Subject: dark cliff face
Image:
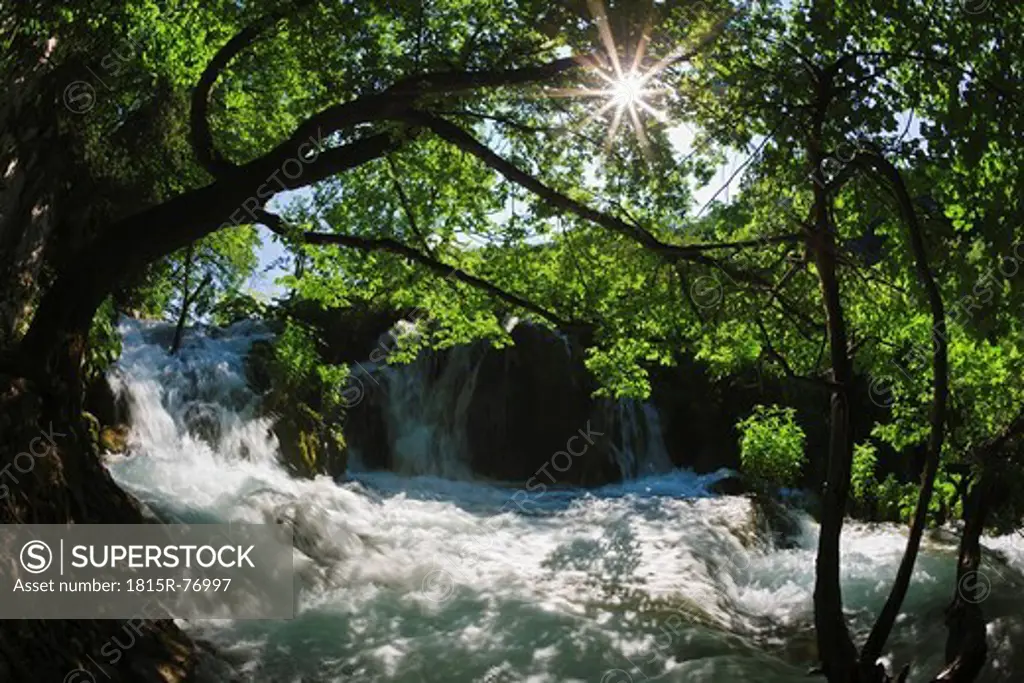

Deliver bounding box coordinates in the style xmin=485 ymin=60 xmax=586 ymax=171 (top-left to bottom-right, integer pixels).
xmin=342 ymin=322 xmax=616 ymax=485
xmin=333 ymin=316 xmax=678 ymax=486
xmin=465 ymin=324 xmax=591 ymax=481
xmin=281 ymin=304 xmax=896 ymax=490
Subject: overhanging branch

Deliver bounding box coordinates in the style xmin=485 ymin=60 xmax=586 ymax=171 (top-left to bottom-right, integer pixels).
xmin=190 ymin=1 xmax=315 ymax=177
xmin=402 ymin=110 xmax=801 ymax=261
xmin=254 ymin=209 xmax=579 ymax=330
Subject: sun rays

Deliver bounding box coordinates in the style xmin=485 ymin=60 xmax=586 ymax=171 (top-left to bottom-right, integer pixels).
xmin=545 ymin=0 xmax=687 ymax=156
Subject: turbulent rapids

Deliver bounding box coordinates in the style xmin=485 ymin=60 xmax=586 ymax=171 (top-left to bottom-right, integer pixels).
xmin=104 ymin=320 xmax=1024 ymax=683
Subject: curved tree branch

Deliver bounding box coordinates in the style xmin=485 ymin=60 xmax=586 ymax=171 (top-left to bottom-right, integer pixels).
xmin=254 ymin=209 xmax=580 ymax=330
xmin=280 ymin=56 xmax=585 ymax=162
xmin=23 ymin=49 xmax=594 ymax=378
xmin=402 ymin=110 xmax=801 ymax=260
xmin=191 ymin=1 xmax=315 ymax=177
xmin=192 ymin=3 xmax=580 ymax=180
xmin=401 ymin=111 xmax=823 ymax=335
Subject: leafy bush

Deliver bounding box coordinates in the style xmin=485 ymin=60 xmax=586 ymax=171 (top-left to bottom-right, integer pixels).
xmin=246 ymin=318 xmax=350 ymax=477
xmin=877 ymin=474 xmax=917 ymax=522
xmin=850 ymin=441 xmax=878 ymax=504
xmin=210 ymin=291 xmax=268 ymax=325
xmin=737 ymin=405 xmax=806 ymax=489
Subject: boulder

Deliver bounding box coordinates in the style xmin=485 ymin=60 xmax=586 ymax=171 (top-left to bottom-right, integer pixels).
xmin=708 ymin=473 xmax=748 ymax=496
xmin=84 ymin=372 xmax=129 ymax=427
xmin=750 ymin=494 xmax=803 ymax=548
xmin=99 ymin=425 xmax=131 ymax=453
xmin=244 ymin=338 xmax=348 ymax=479
xmin=272 ymin=403 xmax=347 ymax=479
xmin=465 ymin=323 xmax=603 ymax=484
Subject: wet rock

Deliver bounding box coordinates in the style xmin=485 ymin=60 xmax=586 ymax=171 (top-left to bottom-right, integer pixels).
xmin=183 ymin=402 xmax=221 ymax=445
xmin=751 ymin=494 xmax=803 ymax=548
xmin=244 ymin=340 xmax=274 ymax=394
xmin=244 ymin=337 xmax=348 ymax=479
xmin=709 ymin=474 xmax=748 ymax=496
xmin=99 ymin=424 xmax=131 ymax=453
xmin=82 ymin=411 xmax=101 ymax=448
xmin=465 ymin=323 xmax=603 ymax=484
xmin=84 ymin=372 xmax=129 ymax=427
xmin=274 ymin=410 xmax=347 ymax=479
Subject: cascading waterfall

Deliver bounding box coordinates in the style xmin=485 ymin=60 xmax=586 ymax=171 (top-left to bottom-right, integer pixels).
xmin=602 ymin=399 xmax=674 ymax=479
xmin=378 ymin=345 xmax=485 ymax=479
xmin=104 ymin=319 xmax=1024 ymax=683
xmin=353 ymin=321 xmax=675 ymax=482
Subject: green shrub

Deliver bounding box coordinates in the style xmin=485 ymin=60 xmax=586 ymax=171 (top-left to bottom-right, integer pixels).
xmin=850 ymin=441 xmax=878 ymax=504
xmin=737 ymin=405 xmax=806 ymax=489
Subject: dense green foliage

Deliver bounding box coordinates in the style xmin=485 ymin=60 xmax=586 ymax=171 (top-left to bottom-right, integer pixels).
xmin=83 ymin=297 xmax=122 ymax=383
xmin=245 ymin=318 xmax=350 ymax=477
xmin=737 ymin=404 xmax=806 ymax=489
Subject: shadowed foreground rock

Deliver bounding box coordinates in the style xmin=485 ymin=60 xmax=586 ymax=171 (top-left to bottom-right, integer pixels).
xmin=0 ymin=373 xmax=217 ymax=681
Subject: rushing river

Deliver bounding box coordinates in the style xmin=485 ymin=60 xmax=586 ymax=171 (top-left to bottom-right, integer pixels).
xmin=104 ymin=320 xmax=1024 ymax=683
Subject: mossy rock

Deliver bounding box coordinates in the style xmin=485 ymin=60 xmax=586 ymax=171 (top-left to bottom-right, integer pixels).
xmin=81 ymin=411 xmax=101 ymax=449
xmin=244 ymin=331 xmax=349 ymax=479
xmin=273 ymin=402 xmax=347 ymax=479
xmin=99 ymin=425 xmax=131 ymax=453
xmin=244 ymin=339 xmax=275 ymax=395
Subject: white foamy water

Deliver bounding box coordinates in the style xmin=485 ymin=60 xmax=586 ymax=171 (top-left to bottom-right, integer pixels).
xmin=105 ymin=320 xmax=1024 ymax=683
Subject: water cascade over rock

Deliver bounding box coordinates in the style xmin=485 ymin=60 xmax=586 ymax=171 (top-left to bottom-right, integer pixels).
xmin=101 ymin=319 xmax=1024 ymax=682
xmin=345 ymin=322 xmax=673 ymax=485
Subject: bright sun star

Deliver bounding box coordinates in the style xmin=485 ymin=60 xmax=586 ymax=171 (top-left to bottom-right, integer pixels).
xmin=546 ymin=0 xmax=686 ymax=156
xmin=611 ymin=73 xmax=645 ymax=106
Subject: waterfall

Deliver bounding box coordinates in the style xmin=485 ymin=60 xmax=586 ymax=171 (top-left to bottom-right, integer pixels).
xmin=107 ymin=319 xmax=280 ymax=469
xmin=379 ymin=345 xmax=485 ymax=479
xmin=602 ymin=399 xmax=674 ymax=479
xmin=101 ymin=319 xmax=1024 ymax=683
xmin=348 ymin=322 xmax=676 ymax=483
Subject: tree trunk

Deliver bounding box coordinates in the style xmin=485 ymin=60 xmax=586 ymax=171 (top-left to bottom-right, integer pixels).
xmin=0 ymin=371 xmax=202 ymax=680
xmin=171 ymin=246 xmax=194 ymax=354
xmin=859 ymin=153 xmax=949 ymax=674
xmin=931 ymin=471 xmax=990 ymax=682
xmin=0 ymin=46 xmax=64 ymax=347
xmin=801 ymin=57 xmax=860 ymax=678
xmin=808 ymin=208 xmax=860 ymax=683
xmin=0 ymin=63 xmax=235 ymax=682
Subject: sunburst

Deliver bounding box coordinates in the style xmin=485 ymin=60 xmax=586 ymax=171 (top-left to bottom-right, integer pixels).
xmin=546 ymin=0 xmax=686 ymax=156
